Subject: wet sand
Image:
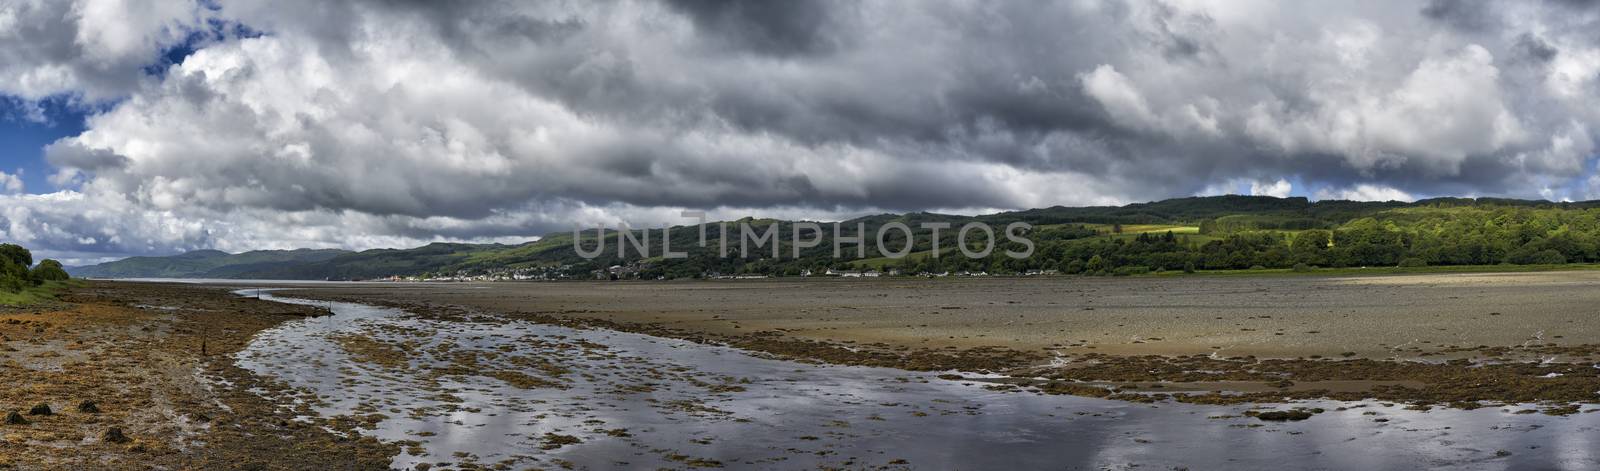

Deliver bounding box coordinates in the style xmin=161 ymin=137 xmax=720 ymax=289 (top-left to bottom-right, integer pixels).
xmin=289 ymin=271 xmax=1600 ymax=360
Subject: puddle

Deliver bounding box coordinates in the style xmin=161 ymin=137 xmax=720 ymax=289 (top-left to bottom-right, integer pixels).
xmin=234 ymin=290 xmax=1600 ymax=470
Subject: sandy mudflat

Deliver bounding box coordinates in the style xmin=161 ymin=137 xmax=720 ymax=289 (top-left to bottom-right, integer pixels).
xmin=288 ymin=271 xmax=1600 ymax=360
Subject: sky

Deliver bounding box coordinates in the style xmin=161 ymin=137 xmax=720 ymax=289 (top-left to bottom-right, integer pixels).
xmin=3 ymin=0 xmax=1600 ymax=264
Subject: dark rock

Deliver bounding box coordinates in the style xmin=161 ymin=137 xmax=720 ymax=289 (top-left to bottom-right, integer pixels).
xmin=4 ymin=411 xmax=28 ymax=425
xmin=1253 ymin=409 xmax=1314 ymax=421
xmin=28 ymin=403 xmax=51 ymax=416
xmin=103 ymin=427 xmax=130 ymax=444
xmin=77 ymin=400 xmax=100 ymax=413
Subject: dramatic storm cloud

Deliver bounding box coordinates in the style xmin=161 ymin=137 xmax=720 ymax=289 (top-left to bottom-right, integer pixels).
xmin=4 ymin=0 xmax=1600 ymax=262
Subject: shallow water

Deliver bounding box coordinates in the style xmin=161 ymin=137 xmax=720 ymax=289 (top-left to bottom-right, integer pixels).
xmin=233 ymin=290 xmax=1600 ymax=470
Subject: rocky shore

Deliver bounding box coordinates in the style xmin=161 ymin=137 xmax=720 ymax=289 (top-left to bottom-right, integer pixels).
xmin=0 ymin=282 xmax=395 ymax=470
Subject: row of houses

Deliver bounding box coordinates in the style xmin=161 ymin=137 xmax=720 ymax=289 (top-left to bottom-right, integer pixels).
xmin=376 ymin=264 xmax=1063 ymax=283
xmin=812 ymin=268 xmax=1058 ymax=278
xmin=378 ymin=265 xmax=588 ymax=282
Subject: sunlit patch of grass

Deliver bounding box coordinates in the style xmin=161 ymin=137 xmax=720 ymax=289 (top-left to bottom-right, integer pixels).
xmin=1149 ymin=263 xmax=1600 ymax=278
xmin=0 ymin=280 xmax=82 ymax=306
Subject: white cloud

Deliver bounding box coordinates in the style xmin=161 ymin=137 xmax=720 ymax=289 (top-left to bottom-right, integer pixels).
xmin=0 ymin=170 xmax=21 ymax=194
xmin=1195 ymin=177 xmax=1293 ymax=198
xmin=1081 ymin=65 xmax=1158 ymax=131
xmin=1314 ymin=184 xmax=1415 ymax=202
xmin=1582 ymin=174 xmax=1600 ymax=201
xmin=1250 ymin=178 xmax=1293 ymax=198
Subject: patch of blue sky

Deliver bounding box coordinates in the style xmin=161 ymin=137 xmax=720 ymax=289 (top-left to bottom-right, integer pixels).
xmin=0 ymin=10 xmax=263 ymax=194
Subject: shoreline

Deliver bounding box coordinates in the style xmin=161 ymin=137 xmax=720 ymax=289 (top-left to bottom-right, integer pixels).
xmin=86 ymin=259 xmax=1600 ymax=285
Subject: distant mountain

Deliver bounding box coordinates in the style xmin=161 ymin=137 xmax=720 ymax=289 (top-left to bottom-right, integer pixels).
xmin=65 ymin=195 xmax=1600 ymax=280
xmin=69 ymin=248 xmax=350 ymax=279
xmin=229 ymin=242 xmax=540 ymax=280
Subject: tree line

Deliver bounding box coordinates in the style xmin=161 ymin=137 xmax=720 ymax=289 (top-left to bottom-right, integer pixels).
xmin=567 ymin=205 xmax=1600 ymax=278
xmin=1 ymin=243 xmax=70 ymax=293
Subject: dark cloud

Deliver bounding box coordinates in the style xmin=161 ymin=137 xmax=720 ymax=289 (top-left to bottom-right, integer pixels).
xmin=1420 ymin=0 xmax=1501 ymax=32
xmin=1550 ymin=0 xmax=1600 ymax=9
xmin=1514 ymin=33 xmax=1559 ymax=62
xmin=663 ymin=0 xmax=842 ymax=56
xmin=43 ymin=141 xmax=129 ymax=171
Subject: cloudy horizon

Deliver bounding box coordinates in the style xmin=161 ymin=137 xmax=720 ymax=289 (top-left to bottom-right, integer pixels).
xmin=4 ymin=0 xmax=1600 ymax=264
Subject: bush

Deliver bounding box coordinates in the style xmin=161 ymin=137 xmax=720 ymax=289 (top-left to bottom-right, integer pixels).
xmin=1249 ymin=265 xmax=1267 ymax=270
xmin=1397 ymin=257 xmax=1427 ymax=268
xmin=1112 ymin=266 xmax=1150 ymax=276
xmin=1530 ymin=249 xmax=1567 ymax=265
xmin=0 ymin=259 xmax=28 ymax=293
xmin=1291 ymin=262 xmax=1312 ymax=272
xmin=1506 ymin=246 xmax=1568 ymax=265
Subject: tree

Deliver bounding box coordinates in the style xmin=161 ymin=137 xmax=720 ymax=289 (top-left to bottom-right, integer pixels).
xmin=1084 ymin=255 xmax=1107 ymax=274
xmin=31 ymin=259 xmax=69 ymax=282
xmin=1290 ymin=229 xmax=1332 ymax=266
xmin=0 ymin=244 xmax=30 ymax=268
xmin=1332 ymin=219 xmax=1404 ymax=266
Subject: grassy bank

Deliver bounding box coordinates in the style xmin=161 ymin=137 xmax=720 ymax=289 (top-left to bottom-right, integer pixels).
xmin=0 ymin=279 xmax=84 ymax=306
xmin=847 ymin=260 xmax=1600 ymax=279
xmin=1160 ymin=262 xmax=1600 ymax=278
